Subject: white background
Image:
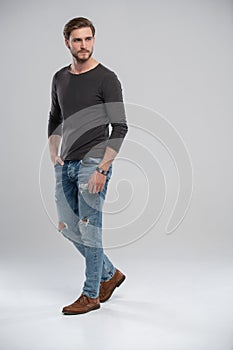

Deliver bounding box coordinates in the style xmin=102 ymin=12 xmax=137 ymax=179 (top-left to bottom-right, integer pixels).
xmin=1 ymin=0 xmax=233 ymax=349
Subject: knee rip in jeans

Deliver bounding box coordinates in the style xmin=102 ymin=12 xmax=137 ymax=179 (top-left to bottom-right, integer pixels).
xmin=79 ymin=217 xmax=89 ymax=226
xmin=58 ymin=222 xmax=68 ymax=232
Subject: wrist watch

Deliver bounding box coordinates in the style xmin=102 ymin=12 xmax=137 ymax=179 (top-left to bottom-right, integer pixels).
xmin=96 ymin=167 xmax=109 ymax=176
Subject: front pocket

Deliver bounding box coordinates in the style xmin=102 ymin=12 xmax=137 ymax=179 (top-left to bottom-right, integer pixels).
xmin=81 ymin=157 xmax=102 ymax=167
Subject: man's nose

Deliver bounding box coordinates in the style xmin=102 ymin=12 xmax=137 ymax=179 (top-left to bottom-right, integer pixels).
xmin=81 ymin=40 xmax=87 ymax=48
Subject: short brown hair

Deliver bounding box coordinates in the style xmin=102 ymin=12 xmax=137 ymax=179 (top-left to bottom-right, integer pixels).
xmin=63 ymin=17 xmax=95 ymax=40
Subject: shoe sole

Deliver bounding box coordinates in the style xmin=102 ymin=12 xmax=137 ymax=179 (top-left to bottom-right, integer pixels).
xmin=100 ymin=275 xmax=126 ymax=303
xmin=62 ymin=304 xmax=100 ymax=315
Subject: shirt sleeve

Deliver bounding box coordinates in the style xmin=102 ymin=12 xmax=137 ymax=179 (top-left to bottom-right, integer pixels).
xmin=101 ymin=73 xmax=128 ymax=152
xmin=48 ymin=74 xmax=63 ymax=137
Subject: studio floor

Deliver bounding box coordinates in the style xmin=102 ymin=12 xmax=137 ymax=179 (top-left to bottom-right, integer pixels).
xmin=1 ymin=255 xmax=233 ymax=350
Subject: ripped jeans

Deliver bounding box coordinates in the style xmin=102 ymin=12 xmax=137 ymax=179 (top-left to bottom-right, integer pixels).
xmin=54 ymin=157 xmax=116 ymax=298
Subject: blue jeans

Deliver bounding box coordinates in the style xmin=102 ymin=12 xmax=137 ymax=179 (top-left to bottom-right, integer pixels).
xmin=54 ymin=157 xmax=116 ymax=298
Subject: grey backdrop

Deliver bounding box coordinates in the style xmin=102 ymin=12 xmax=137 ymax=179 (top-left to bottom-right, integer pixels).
xmin=1 ymin=0 xmax=233 ymax=349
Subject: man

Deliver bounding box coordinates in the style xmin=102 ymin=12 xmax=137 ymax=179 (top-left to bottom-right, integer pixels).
xmin=48 ymin=17 xmax=128 ymax=315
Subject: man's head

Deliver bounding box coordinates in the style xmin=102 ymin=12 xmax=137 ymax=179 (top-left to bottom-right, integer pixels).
xmin=63 ymin=17 xmax=95 ymax=63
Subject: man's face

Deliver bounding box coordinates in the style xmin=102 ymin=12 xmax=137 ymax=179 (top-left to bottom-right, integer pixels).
xmin=65 ymin=27 xmax=95 ymax=63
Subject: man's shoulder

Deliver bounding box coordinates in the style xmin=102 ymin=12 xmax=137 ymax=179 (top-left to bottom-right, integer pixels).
xmin=97 ymin=64 xmax=122 ymax=88
xmin=53 ymin=65 xmax=69 ymax=80
xmin=98 ymin=63 xmax=118 ymax=78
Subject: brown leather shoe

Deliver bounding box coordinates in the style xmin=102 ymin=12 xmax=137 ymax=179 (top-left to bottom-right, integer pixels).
xmin=99 ymin=269 xmax=126 ymax=303
xmin=62 ymin=294 xmax=100 ymax=315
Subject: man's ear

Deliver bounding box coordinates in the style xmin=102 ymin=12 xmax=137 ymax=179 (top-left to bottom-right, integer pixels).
xmin=65 ymin=39 xmax=70 ymax=49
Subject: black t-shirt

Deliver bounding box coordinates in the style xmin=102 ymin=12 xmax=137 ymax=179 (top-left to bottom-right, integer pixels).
xmin=48 ymin=63 xmax=128 ymax=160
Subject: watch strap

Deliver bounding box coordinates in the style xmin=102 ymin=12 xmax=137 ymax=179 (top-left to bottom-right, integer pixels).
xmin=96 ymin=167 xmax=109 ymax=176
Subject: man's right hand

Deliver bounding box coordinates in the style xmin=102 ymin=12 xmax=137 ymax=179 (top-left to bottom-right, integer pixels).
xmin=52 ymin=155 xmax=64 ymax=166
xmin=49 ymin=135 xmax=63 ymax=165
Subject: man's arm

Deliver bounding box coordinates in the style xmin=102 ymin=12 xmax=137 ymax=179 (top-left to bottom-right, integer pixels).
xmin=48 ymin=73 xmax=64 ymax=165
xmin=100 ymin=72 xmax=128 ymax=168
xmin=87 ymin=146 xmax=117 ymax=194
xmin=97 ymin=146 xmax=117 ymax=171
xmin=49 ymin=135 xmax=64 ymax=165
xmin=87 ymin=72 xmax=128 ymax=193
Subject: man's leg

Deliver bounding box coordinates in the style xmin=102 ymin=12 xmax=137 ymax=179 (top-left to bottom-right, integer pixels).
xmin=76 ymin=157 xmax=126 ymax=305
xmin=54 ymin=160 xmax=115 ymax=280
xmin=77 ymin=157 xmax=115 ymax=299
xmin=54 ymin=158 xmax=124 ymax=314
xmin=72 ymin=241 xmax=115 ymax=282
xmin=54 ymin=160 xmax=101 ymax=315
xmin=54 ymin=161 xmax=82 ymax=245
xmin=62 ymin=157 xmax=111 ymax=315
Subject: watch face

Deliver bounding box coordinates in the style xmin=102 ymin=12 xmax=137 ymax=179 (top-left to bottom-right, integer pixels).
xmin=96 ymin=167 xmax=108 ymax=175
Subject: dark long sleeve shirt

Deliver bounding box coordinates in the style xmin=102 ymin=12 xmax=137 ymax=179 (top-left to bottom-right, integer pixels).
xmin=48 ymin=63 xmax=128 ymax=160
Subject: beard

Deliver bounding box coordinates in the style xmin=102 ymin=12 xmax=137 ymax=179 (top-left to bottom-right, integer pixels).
xmin=71 ymin=48 xmax=93 ymax=63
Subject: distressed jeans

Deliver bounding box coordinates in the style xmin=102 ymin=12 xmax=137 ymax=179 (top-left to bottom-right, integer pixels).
xmin=54 ymin=157 xmax=116 ymax=298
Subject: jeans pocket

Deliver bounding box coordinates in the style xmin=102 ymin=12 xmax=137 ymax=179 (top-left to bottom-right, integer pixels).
xmin=81 ymin=157 xmax=102 ymax=167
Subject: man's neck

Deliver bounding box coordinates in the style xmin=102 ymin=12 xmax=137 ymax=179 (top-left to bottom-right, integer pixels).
xmin=70 ymin=58 xmax=99 ymax=74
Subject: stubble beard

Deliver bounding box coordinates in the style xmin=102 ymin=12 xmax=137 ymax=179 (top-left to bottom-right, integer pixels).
xmin=72 ymin=49 xmax=93 ymax=63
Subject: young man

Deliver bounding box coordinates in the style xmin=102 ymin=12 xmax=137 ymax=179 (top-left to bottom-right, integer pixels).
xmin=48 ymin=17 xmax=128 ymax=315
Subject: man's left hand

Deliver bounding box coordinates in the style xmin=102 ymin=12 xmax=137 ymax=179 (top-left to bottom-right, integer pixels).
xmin=88 ymin=171 xmax=107 ymax=193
